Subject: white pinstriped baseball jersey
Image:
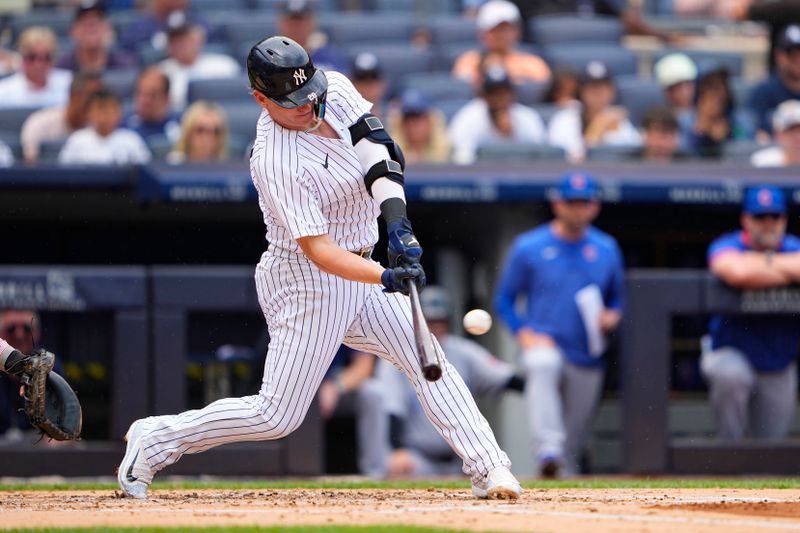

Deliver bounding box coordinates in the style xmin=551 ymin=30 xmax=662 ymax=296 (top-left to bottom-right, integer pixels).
xmin=130 ymin=71 xmax=512 ymax=483
xmin=250 ymin=71 xmax=380 ymax=257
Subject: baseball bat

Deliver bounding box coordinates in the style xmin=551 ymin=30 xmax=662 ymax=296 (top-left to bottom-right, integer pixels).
xmin=406 ymin=281 xmax=442 ymax=382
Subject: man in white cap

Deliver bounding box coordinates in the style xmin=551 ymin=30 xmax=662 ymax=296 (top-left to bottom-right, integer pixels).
xmin=653 ymin=53 xmax=698 ymax=121
xmin=751 ymin=100 xmax=800 ymax=167
xmin=453 ymin=0 xmax=551 ymax=87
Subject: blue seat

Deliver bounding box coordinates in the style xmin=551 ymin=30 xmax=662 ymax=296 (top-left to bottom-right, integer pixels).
xmin=38 ymin=139 xmax=67 ymax=164
xmin=0 ymin=107 xmax=41 ymax=135
xmin=218 ymin=100 xmax=262 ymax=144
xmin=10 ymin=9 xmax=73 ymax=41
xmin=102 ymin=70 xmax=139 ymax=100
xmin=327 ymin=14 xmax=416 ymax=46
xmin=344 ymin=44 xmax=436 ymax=88
xmin=721 ymin=139 xmax=766 ymax=162
xmin=190 ymin=0 xmax=248 ymax=11
xmin=516 ymin=81 xmax=549 ymax=106
xmin=529 ymin=15 xmax=623 ymax=46
xmin=187 ymin=76 xmax=252 ymax=103
xmin=434 ymin=97 xmax=471 ymax=122
xmin=435 ymin=42 xmax=476 ymax=71
xmin=476 ymin=141 xmax=566 ymax=162
xmin=374 ymin=0 xmax=460 ymax=14
xmin=402 ymin=72 xmax=473 ymax=101
xmin=586 ymin=145 xmax=640 ymax=161
xmin=542 ymin=44 xmax=639 ymax=77
xmin=221 ymin=15 xmax=278 ymax=53
xmin=428 ymin=16 xmax=478 ymax=45
xmin=653 ymin=49 xmax=744 ymax=78
xmin=615 ymin=75 xmax=666 ymax=126
xmin=0 ymin=130 xmax=21 ymax=161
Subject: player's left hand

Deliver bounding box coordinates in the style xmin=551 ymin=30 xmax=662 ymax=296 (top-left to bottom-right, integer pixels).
xmin=387 ymin=218 xmax=422 ymax=268
xmin=381 ymin=264 xmax=426 ymax=295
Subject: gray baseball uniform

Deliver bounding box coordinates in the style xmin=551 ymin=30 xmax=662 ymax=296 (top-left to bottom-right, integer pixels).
xmin=359 ymin=333 xmax=515 ymax=477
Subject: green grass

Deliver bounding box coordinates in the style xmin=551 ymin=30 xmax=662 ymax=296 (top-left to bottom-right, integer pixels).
xmin=7 ymin=528 xmax=489 ymax=533
xmin=2 ymin=477 xmax=800 ymax=491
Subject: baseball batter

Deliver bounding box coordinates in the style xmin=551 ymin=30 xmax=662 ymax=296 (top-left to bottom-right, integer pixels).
xmin=494 ymin=173 xmax=625 ymax=478
xmin=117 ymin=36 xmax=521 ymax=500
xmin=358 ymin=286 xmax=525 ymax=478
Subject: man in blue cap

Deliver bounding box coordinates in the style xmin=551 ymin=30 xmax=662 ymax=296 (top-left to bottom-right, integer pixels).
xmin=494 ymin=172 xmax=625 ymax=477
xmin=703 ymin=185 xmax=800 ymax=440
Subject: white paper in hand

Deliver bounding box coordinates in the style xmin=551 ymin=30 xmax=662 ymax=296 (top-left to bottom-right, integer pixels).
xmin=574 ymin=284 xmax=606 ymax=358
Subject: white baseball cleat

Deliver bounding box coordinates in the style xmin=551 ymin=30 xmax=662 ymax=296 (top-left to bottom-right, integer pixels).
xmin=117 ymin=419 xmax=154 ymax=499
xmin=472 ymin=466 xmax=523 ymax=500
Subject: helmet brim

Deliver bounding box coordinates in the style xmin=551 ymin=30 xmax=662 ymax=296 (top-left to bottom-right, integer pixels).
xmin=268 ymin=69 xmax=328 ymax=109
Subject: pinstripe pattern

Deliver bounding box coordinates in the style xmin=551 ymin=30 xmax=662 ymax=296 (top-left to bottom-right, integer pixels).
xmin=136 ymin=71 xmax=511 ymax=483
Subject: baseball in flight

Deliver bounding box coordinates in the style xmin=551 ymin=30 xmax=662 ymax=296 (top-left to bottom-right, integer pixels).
xmin=463 ymin=309 xmax=492 ymax=335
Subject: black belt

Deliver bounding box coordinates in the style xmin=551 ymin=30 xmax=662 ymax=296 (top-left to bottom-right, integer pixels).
xmin=351 ymin=246 xmax=373 ymax=258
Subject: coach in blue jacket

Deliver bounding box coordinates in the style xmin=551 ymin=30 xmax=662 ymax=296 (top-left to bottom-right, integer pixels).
xmin=494 ymin=172 xmax=625 ymax=478
xmin=703 ymin=185 xmax=800 ymax=440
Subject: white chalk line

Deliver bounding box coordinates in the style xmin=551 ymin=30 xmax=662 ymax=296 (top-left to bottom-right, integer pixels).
xmin=4 ymin=502 xmax=800 ymax=530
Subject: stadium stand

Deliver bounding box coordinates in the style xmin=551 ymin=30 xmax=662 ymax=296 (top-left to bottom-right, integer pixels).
xmin=529 ymin=15 xmax=624 ymax=46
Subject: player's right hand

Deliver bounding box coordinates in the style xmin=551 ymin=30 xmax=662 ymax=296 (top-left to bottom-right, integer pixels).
xmin=381 ymin=264 xmax=426 ymax=295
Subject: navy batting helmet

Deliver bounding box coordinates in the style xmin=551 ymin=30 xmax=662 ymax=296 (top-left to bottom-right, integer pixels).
xmin=247 ymin=36 xmax=328 ymax=112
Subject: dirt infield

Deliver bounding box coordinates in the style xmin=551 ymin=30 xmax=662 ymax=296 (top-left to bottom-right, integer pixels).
xmin=2 ymin=488 xmax=800 ymax=532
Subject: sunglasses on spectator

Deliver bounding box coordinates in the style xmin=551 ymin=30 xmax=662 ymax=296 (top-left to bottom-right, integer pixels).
xmin=23 ymin=53 xmax=53 ymax=63
xmin=2 ymin=323 xmax=32 ymax=335
xmin=193 ymin=125 xmax=221 ymax=136
xmin=752 ymin=213 xmax=784 ymax=221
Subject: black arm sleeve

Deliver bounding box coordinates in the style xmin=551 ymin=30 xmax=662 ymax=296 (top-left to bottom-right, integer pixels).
xmin=505 ymin=375 xmax=526 ymax=393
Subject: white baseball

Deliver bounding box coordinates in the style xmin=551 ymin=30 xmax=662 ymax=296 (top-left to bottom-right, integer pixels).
xmin=463 ymin=309 xmax=492 ymax=336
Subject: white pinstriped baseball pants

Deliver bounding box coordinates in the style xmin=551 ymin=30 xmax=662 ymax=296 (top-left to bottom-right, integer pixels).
xmin=136 ymin=252 xmax=510 ymax=482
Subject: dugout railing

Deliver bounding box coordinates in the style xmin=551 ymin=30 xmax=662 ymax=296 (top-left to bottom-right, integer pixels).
xmin=623 ymin=269 xmax=800 ymax=475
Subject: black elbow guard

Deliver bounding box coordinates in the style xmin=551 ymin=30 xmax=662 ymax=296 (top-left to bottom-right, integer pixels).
xmin=364 ymin=160 xmax=403 ymax=192
xmin=350 ymin=112 xmax=405 ymax=165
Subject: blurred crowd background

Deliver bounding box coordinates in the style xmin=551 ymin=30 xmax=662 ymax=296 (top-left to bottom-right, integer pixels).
xmin=0 ymin=0 xmax=797 ymax=168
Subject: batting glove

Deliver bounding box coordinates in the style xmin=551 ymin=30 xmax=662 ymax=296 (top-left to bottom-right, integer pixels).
xmin=387 ymin=218 xmax=423 ymax=268
xmin=381 ymin=264 xmax=426 ymax=295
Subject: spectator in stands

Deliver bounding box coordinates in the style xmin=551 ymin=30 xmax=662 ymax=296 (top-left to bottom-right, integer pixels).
xmin=681 ymin=66 xmax=751 ymax=157
xmin=453 ymin=0 xmax=551 ymax=87
xmin=654 ymin=53 xmax=697 ymax=122
xmin=357 ymin=286 xmax=523 ymax=479
xmin=277 ymin=0 xmax=349 ymax=73
xmin=751 ymin=100 xmax=800 ymax=167
xmin=56 ymin=0 xmax=138 ymax=74
xmin=0 ymin=46 xmax=16 ymax=77
xmin=674 ymin=0 xmax=744 ymax=19
xmin=737 ymin=0 xmax=800 ymax=72
xmin=449 ymin=65 xmax=546 ymax=165
xmin=158 ymin=12 xmax=240 ymax=111
xmin=387 ymin=89 xmax=451 ymax=164
xmin=166 ymin=101 xmax=229 ymax=164
xmin=0 ymin=27 xmax=72 ymax=109
xmin=548 ymin=61 xmax=641 ymax=163
xmin=122 ymin=66 xmax=181 ymax=146
xmin=748 ymin=24 xmax=800 ymax=136
xmin=59 ymin=89 xmax=151 ymax=165
xmin=636 ymin=106 xmax=685 ymax=162
xmin=21 ymin=72 xmax=105 ymax=164
xmin=120 ymin=0 xmax=215 ymax=54
xmin=350 ymin=53 xmax=388 ymax=121
xmin=703 ymin=185 xmax=800 ymax=441
xmin=543 ymin=68 xmax=580 ymax=109
xmin=0 ymin=310 xmax=40 ymax=439
xmin=495 ymin=172 xmax=625 ymax=478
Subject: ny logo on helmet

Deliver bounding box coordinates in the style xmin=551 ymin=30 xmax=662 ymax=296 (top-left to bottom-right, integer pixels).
xmin=293 ymin=69 xmax=307 ymax=86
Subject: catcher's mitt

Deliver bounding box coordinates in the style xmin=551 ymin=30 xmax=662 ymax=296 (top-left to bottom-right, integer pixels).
xmin=10 ymin=349 xmax=82 ymax=441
